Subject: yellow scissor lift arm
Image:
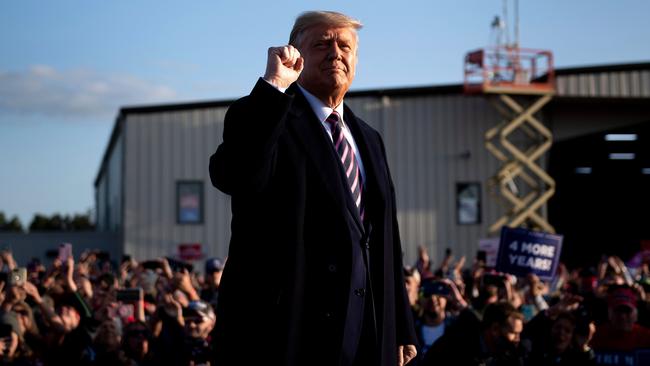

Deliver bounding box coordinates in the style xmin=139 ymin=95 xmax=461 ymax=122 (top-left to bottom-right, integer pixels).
xmin=464 ymin=47 xmax=556 ymax=234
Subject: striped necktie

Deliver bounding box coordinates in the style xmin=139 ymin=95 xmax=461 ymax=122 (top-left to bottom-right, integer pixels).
xmin=326 ymin=111 xmax=363 ymax=215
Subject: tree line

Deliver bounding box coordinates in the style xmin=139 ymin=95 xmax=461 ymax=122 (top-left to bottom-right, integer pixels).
xmin=0 ymin=212 xmax=95 ymax=232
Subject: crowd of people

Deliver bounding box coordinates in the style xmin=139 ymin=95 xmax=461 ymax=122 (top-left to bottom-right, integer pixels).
xmin=407 ymin=246 xmax=650 ymax=366
xmin=0 ymin=249 xmax=222 ymax=365
xmin=0 ymin=245 xmax=648 ymax=365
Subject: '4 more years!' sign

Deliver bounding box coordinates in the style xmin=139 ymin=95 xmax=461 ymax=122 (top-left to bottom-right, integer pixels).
xmin=496 ymin=227 xmax=563 ymax=280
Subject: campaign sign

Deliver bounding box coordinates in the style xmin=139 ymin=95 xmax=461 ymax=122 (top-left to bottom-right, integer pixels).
xmin=595 ymin=351 xmax=636 ymax=366
xmin=495 ymin=227 xmax=563 ymax=280
xmin=636 ymin=350 xmax=650 ymax=366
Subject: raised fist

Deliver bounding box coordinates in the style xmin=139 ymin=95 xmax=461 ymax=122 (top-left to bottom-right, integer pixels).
xmin=263 ymin=45 xmax=304 ymax=89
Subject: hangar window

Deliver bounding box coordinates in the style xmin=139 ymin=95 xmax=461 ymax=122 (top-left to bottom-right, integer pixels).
xmin=456 ymin=182 xmax=481 ymax=225
xmin=177 ymin=181 xmax=204 ymax=224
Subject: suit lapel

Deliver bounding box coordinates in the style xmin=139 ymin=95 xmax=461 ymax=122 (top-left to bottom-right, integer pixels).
xmin=343 ymin=105 xmax=388 ymax=212
xmin=285 ymin=85 xmax=365 ymax=234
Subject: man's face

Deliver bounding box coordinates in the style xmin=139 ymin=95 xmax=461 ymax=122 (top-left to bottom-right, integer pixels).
xmin=405 ymin=276 xmax=419 ymax=305
xmin=125 ymin=325 xmax=150 ymax=357
xmin=500 ymin=315 xmax=523 ymax=345
xmin=185 ymin=315 xmax=215 ymax=339
xmin=609 ymin=305 xmax=637 ymax=332
xmin=424 ymin=294 xmax=447 ymax=317
xmin=59 ymin=305 xmax=81 ymax=332
xmin=208 ymin=270 xmax=222 ymax=287
xmin=6 ymin=285 xmax=26 ymax=304
xmin=297 ymin=24 xmax=357 ymax=99
xmin=550 ymin=318 xmax=574 ymax=353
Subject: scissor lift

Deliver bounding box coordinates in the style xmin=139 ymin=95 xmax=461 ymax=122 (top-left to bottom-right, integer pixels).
xmin=464 ymin=46 xmax=557 ymax=234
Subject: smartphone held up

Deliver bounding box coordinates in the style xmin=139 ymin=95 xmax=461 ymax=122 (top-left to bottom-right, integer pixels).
xmin=58 ymin=243 xmax=73 ymax=262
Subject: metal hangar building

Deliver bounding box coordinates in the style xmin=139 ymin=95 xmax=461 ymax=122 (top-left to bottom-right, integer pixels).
xmin=94 ymin=61 xmax=650 ymax=267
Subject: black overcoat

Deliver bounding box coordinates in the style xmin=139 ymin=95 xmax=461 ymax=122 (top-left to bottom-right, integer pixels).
xmin=209 ymin=78 xmax=417 ymax=365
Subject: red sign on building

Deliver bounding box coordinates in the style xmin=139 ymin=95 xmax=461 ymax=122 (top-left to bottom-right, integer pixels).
xmin=178 ymin=243 xmax=203 ymax=261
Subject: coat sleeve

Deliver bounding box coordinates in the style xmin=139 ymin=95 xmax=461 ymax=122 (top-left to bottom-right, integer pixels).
xmin=391 ymin=184 xmax=419 ymax=347
xmin=378 ymin=131 xmax=419 ymax=347
xmin=209 ymin=78 xmax=294 ymax=195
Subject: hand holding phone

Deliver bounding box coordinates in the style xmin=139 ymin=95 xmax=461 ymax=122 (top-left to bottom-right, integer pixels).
xmin=420 ymin=280 xmax=451 ymax=297
xmin=165 ymin=257 xmax=194 ymax=273
xmin=116 ymin=287 xmax=145 ymax=322
xmin=58 ymin=243 xmax=73 ymax=262
xmin=116 ymin=288 xmax=143 ymax=302
xmin=8 ymin=268 xmax=26 ymax=287
xmin=141 ymin=260 xmax=163 ymax=270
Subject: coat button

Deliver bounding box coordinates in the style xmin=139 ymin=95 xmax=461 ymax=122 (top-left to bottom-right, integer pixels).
xmin=328 ymin=264 xmax=337 ymax=273
xmin=354 ymin=288 xmax=365 ymax=297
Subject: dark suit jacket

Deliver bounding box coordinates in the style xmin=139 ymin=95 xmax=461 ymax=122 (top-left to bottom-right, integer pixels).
xmin=209 ymin=78 xmax=417 ymax=366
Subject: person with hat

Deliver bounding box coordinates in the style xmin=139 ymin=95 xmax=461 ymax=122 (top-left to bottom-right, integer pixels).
xmin=122 ymin=321 xmax=155 ymax=366
xmin=590 ymin=285 xmax=650 ymax=352
xmin=414 ymin=278 xmax=469 ymax=359
xmin=181 ymin=300 xmax=216 ymax=365
xmin=200 ymin=258 xmax=224 ymax=310
xmin=421 ymin=302 xmax=527 ymax=366
xmin=0 ymin=311 xmax=20 ymax=362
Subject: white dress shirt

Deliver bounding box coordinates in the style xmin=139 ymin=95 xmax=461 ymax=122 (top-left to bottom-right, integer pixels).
xmin=262 ymin=78 xmax=366 ymax=186
xmin=297 ymin=85 xmax=366 ymax=186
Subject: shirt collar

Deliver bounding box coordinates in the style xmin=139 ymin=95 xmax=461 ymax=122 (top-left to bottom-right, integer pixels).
xmin=298 ymin=84 xmax=345 ymax=123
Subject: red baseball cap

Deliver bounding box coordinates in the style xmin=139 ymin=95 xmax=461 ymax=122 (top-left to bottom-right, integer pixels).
xmin=608 ymin=287 xmax=637 ymax=310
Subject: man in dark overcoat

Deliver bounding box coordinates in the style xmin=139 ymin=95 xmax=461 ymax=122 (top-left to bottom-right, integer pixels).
xmin=209 ymin=10 xmax=417 ymax=366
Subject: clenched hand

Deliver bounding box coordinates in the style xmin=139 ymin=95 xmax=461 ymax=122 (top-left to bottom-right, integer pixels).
xmin=398 ymin=344 xmax=417 ymax=366
xmin=263 ymin=45 xmax=304 ymax=89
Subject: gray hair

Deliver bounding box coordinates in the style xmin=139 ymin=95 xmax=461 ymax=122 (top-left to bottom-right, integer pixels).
xmin=289 ymin=11 xmax=363 ymax=48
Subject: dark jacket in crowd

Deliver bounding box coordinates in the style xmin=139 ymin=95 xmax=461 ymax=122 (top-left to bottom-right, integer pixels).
xmin=42 ymin=292 xmax=97 ymax=366
xmin=421 ymin=308 xmax=526 ymax=366
xmin=522 ymin=311 xmax=596 ymax=366
xmin=210 ymin=79 xmax=417 ymax=366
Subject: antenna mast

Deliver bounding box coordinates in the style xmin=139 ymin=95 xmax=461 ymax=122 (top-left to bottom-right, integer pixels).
xmin=514 ymin=0 xmax=519 ymax=48
xmin=463 ymin=0 xmax=557 ymax=234
xmin=495 ymin=0 xmax=520 ymax=48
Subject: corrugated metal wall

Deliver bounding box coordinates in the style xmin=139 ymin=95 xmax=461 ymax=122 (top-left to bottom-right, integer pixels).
xmin=346 ymin=94 xmax=505 ymax=264
xmin=123 ymin=108 xmax=232 ymax=262
xmin=557 ymin=70 xmax=650 ymax=98
xmin=121 ymin=93 xmax=509 ymax=266
xmin=116 ymin=65 xmax=650 ymax=266
xmin=96 ymin=134 xmax=123 ymax=232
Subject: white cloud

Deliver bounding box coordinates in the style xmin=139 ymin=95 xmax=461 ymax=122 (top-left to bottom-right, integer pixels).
xmin=0 ymin=65 xmax=177 ymax=118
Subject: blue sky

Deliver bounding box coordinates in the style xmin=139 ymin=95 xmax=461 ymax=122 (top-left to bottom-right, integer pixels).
xmin=1 ymin=0 xmax=649 ymax=227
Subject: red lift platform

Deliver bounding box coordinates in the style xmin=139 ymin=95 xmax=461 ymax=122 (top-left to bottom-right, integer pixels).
xmin=464 ymin=46 xmax=555 ymax=95
xmin=465 ymin=46 xmax=558 ymax=234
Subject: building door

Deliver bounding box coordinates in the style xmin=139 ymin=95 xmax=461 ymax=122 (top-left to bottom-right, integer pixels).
xmin=548 ymin=121 xmax=650 ymax=268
